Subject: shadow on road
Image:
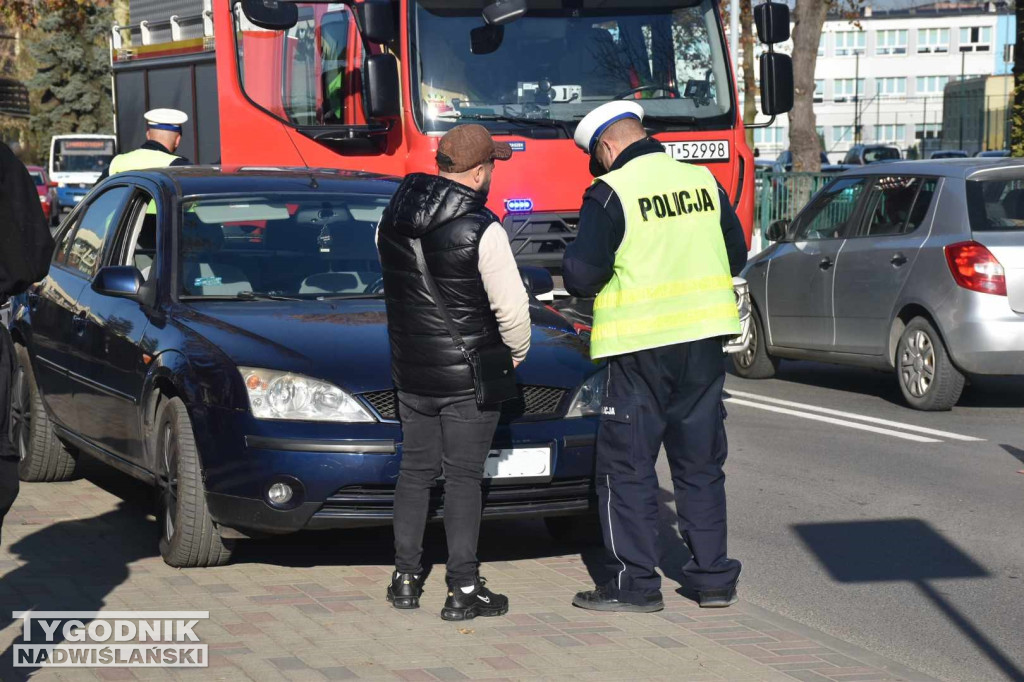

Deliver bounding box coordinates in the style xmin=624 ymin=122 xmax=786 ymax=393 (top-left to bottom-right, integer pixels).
xmin=0 ymin=458 xmax=156 ymax=681
xmin=730 ymin=361 xmax=1024 ymax=409
xmin=793 ymin=518 xmax=1024 ymax=682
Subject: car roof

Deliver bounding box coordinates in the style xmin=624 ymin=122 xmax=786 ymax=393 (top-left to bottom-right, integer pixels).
xmin=839 ymin=158 xmax=1024 ymax=180
xmin=103 ymin=165 xmax=402 ymax=198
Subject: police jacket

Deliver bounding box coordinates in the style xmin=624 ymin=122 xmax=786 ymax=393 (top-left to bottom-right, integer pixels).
xmin=378 ymin=173 xmax=529 ymax=398
xmin=563 ymin=138 xmax=748 ymax=298
xmin=99 ymin=140 xmax=190 ymax=181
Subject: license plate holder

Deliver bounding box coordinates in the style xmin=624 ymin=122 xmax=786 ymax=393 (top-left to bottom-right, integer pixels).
xmin=484 ymin=446 xmax=552 ymax=483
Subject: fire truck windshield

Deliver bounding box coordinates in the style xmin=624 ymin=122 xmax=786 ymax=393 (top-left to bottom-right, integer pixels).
xmin=412 ymin=0 xmax=733 ymax=135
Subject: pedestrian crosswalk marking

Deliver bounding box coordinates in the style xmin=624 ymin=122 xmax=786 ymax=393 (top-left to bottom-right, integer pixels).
xmin=726 ymin=390 xmax=984 ymax=443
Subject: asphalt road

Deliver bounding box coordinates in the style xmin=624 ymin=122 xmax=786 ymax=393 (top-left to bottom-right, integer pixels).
xmin=665 ymin=360 xmax=1024 ymax=682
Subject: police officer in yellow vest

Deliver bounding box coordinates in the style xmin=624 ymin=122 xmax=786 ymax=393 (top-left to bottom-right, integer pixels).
xmin=564 ymin=102 xmax=748 ymax=613
xmin=103 ymin=108 xmax=192 ymax=179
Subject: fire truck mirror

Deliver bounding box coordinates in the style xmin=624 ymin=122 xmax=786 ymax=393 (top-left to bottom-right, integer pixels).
xmin=758 ymin=52 xmax=793 ymax=116
xmin=471 ymin=24 xmax=504 ymax=55
xmin=366 ymin=54 xmax=401 ymax=120
xmin=239 ymin=0 xmax=297 ymax=31
xmin=754 ymin=1 xmax=790 ymax=45
xmin=483 ymin=0 xmax=527 ymax=27
xmin=356 ymin=0 xmax=397 ymax=44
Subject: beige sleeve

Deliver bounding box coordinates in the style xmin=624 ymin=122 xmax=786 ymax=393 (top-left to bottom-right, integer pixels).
xmin=478 ymin=223 xmax=531 ymax=363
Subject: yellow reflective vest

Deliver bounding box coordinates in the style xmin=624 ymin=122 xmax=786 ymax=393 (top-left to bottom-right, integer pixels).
xmin=590 ymin=152 xmax=741 ymax=359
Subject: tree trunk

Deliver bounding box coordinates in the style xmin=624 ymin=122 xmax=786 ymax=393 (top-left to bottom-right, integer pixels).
xmin=788 ymin=0 xmax=831 ymax=172
xmin=1013 ymin=0 xmax=1024 ymax=156
xmin=741 ymin=0 xmax=757 ymax=148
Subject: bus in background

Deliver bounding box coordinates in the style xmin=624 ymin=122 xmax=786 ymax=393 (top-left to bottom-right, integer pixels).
xmin=111 ymin=0 xmax=792 ymax=286
xmin=48 ymin=134 xmax=117 ymax=216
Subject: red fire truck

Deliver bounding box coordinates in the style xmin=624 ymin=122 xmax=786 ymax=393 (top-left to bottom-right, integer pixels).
xmin=111 ymin=0 xmax=791 ymax=278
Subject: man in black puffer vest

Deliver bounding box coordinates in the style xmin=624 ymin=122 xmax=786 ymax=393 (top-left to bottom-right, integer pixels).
xmin=377 ymin=125 xmax=531 ymax=621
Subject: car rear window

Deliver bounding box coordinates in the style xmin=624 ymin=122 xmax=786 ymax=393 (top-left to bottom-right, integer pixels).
xmin=966 ymin=178 xmax=1024 ymax=232
xmin=29 ymin=171 xmax=45 ymax=185
xmin=864 ymin=147 xmax=900 ymax=163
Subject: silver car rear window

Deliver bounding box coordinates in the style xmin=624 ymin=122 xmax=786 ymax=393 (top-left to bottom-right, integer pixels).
xmin=966 ymin=178 xmax=1024 ymax=232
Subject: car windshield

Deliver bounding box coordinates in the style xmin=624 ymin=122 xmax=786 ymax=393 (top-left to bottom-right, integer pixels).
xmin=179 ymin=193 xmax=390 ymax=299
xmin=966 ymin=176 xmax=1024 ymax=232
xmin=412 ymin=0 xmax=732 ymax=134
xmin=52 ymin=139 xmax=115 ymax=174
xmin=865 ymin=147 xmax=900 ymax=163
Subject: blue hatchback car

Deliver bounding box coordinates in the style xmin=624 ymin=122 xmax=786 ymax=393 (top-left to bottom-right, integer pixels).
xmin=9 ymin=167 xmax=603 ymax=567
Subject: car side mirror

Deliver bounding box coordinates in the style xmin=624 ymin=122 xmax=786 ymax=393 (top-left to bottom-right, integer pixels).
xmin=759 ymin=52 xmax=794 ymax=115
xmin=92 ymin=266 xmax=144 ymax=300
xmin=356 ymin=0 xmax=396 ymax=44
xmin=365 ymin=53 xmax=400 ymax=119
xmin=519 ymin=266 xmax=553 ymax=297
xmin=754 ymin=2 xmax=790 ymax=44
xmin=239 ymin=0 xmax=297 ymax=31
xmin=765 ymin=219 xmax=790 ymax=243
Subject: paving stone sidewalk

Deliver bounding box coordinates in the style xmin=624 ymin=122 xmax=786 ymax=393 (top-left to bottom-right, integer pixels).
xmin=0 ymin=463 xmax=937 ymax=682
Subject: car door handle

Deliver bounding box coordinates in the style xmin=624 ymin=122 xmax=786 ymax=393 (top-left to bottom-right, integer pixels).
xmin=72 ymin=310 xmax=87 ymax=333
xmin=890 ymin=252 xmax=908 ymax=267
xmin=818 ymin=257 xmax=834 ymax=271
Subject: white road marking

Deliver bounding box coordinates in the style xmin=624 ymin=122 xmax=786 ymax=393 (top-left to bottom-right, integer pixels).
xmin=727 ymin=390 xmax=984 ymax=442
xmin=724 ymin=398 xmax=941 ymax=443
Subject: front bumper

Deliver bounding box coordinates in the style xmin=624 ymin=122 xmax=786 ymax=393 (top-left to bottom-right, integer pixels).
xmin=197 ymin=406 xmax=598 ymax=535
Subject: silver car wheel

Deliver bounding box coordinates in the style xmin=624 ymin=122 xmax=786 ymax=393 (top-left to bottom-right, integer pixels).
xmin=900 ymin=330 xmax=935 ymax=398
xmin=736 ymin=312 xmax=758 ymax=369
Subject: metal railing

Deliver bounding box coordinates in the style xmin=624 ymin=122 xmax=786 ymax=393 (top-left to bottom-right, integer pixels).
xmin=754 ymin=170 xmax=840 ymax=236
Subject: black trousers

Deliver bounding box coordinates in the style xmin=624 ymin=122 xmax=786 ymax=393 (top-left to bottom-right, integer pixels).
xmin=596 ymin=338 xmax=741 ymax=602
xmin=0 ymin=326 xmax=17 ymax=545
xmin=392 ymin=391 xmax=501 ymax=586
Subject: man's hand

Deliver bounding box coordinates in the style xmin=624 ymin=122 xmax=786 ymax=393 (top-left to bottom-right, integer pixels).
xmin=513 ymin=359 xmax=522 ymax=369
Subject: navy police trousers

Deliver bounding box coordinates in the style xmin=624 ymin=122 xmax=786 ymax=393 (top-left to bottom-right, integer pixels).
xmin=595 ymin=338 xmax=741 ymax=602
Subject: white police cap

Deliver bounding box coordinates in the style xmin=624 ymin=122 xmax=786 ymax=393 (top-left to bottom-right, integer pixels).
xmin=144 ymin=108 xmax=188 ymax=133
xmin=573 ymin=101 xmax=645 ymax=155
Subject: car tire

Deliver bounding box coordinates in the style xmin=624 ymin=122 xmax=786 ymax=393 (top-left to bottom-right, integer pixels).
xmin=896 ymin=317 xmax=964 ymax=412
xmin=731 ymin=304 xmax=778 ymax=379
xmin=156 ymin=397 xmax=233 ymax=567
xmin=12 ymin=345 xmax=80 ymax=482
xmin=545 ymin=513 xmax=603 ymax=546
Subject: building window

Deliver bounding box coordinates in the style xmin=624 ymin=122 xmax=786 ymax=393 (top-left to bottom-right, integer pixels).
xmin=916 ymin=75 xmax=949 ymax=95
xmin=834 ymin=78 xmax=865 ymax=102
xmin=814 ymin=79 xmax=824 ymax=103
xmin=835 ymin=31 xmax=866 ymax=57
xmin=818 ymin=35 xmax=826 ymax=57
xmin=917 ymin=28 xmax=949 ymax=54
xmin=816 ymin=126 xmax=825 ymax=141
xmin=833 ymin=126 xmax=855 ymax=144
xmin=876 ymin=77 xmax=906 ymax=97
xmin=753 ymin=127 xmax=786 ymax=145
xmin=915 ymin=123 xmax=942 ymax=140
xmin=876 ymin=30 xmax=908 ymax=56
xmin=959 ymin=26 xmax=992 ymax=52
xmin=875 ymin=124 xmax=906 ymax=143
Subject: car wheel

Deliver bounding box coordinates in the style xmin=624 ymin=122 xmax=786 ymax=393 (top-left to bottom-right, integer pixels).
xmin=545 ymin=513 xmax=603 ymax=546
xmin=896 ymin=317 xmax=964 ymax=411
xmin=12 ymin=345 xmax=80 ymax=482
xmin=156 ymin=397 xmax=233 ymax=567
xmin=731 ymin=304 xmax=778 ymax=379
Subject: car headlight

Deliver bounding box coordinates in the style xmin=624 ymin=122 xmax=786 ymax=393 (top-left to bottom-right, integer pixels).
xmin=239 ymin=367 xmax=376 ymax=422
xmin=565 ymin=367 xmax=608 ymax=418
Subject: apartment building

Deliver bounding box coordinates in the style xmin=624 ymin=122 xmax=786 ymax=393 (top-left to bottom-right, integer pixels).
xmin=744 ymin=2 xmax=1015 ymax=162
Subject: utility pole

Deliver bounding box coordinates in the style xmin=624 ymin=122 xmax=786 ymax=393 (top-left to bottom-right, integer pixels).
xmin=854 ymin=53 xmax=861 ymax=144
xmin=959 ymin=52 xmax=966 ymax=151
xmin=730 ymin=0 xmax=739 ymax=88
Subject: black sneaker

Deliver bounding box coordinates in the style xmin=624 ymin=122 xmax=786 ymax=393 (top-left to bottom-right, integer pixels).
xmin=697 ymin=586 xmax=738 ymax=609
xmin=441 ymin=577 xmax=508 ymax=621
xmin=572 ymin=585 xmax=664 ymax=613
xmin=386 ymin=571 xmax=425 ymax=609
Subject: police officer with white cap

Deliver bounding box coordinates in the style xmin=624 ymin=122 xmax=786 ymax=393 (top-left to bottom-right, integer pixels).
xmin=102 ymin=108 xmax=192 ymax=179
xmin=564 ymin=101 xmax=748 ymax=613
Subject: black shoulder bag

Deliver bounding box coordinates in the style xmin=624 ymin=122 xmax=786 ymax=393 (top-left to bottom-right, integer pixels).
xmin=411 ymin=238 xmax=518 ymax=407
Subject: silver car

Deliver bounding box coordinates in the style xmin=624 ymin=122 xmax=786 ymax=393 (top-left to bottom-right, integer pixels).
xmin=735 ymin=159 xmax=1024 ymax=411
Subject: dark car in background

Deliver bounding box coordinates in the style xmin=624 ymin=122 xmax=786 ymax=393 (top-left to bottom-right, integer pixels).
xmin=929 ymin=150 xmax=968 ymax=160
xmin=26 ymin=165 xmax=59 ymax=227
xmin=842 ymin=144 xmax=902 ymax=166
xmin=9 ymin=167 xmax=603 ymax=567
xmin=734 ymin=159 xmax=1024 ymax=411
